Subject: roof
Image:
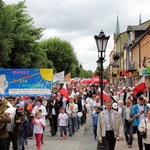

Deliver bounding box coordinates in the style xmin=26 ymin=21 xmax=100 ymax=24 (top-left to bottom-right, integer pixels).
xmin=127 ymin=25 xmax=148 ymax=31
xmin=130 ymin=25 xmax=150 ymax=50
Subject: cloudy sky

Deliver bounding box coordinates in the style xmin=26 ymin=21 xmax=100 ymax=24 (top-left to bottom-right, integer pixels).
xmin=3 ymin=0 xmax=150 ymax=72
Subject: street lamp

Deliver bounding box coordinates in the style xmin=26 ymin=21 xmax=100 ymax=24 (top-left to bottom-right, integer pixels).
xmin=94 ymin=30 xmax=110 ymax=110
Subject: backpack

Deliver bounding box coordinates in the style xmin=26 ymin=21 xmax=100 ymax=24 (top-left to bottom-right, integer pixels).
xmin=92 ymin=112 xmax=99 ymax=126
xmin=20 ymin=116 xmax=32 ymax=138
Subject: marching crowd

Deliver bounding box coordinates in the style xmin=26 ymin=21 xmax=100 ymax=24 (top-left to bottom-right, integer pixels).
xmin=94 ymin=86 xmax=150 ymax=150
xmin=0 ymin=82 xmax=150 ymax=150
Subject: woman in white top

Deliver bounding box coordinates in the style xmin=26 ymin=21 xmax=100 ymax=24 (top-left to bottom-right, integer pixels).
xmin=32 ymin=99 xmax=47 ymax=122
xmin=66 ymin=97 xmax=78 ymax=136
xmin=138 ymin=109 xmax=150 ymax=150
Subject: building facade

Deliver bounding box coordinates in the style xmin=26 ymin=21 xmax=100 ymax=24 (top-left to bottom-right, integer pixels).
xmin=108 ymin=17 xmax=150 ymax=88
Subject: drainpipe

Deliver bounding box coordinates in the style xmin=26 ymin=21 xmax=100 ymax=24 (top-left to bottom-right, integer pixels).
xmin=126 ymin=31 xmax=130 ymax=86
xmin=138 ymin=42 xmax=141 ymax=68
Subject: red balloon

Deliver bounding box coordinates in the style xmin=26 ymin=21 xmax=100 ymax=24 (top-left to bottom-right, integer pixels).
xmin=23 ymin=96 xmax=29 ymax=100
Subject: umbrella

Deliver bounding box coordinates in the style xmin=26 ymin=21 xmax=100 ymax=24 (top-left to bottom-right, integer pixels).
xmin=91 ymin=76 xmax=109 ymax=84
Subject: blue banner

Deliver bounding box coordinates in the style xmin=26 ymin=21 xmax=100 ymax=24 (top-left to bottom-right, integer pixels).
xmin=0 ymin=68 xmax=53 ymax=96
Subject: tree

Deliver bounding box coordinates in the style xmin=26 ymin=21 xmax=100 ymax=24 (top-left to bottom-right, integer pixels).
xmin=40 ymin=37 xmax=79 ymax=73
xmin=94 ymin=68 xmax=109 ymax=81
xmin=0 ymin=1 xmax=46 ymax=68
xmin=0 ymin=1 xmax=15 ymax=67
xmin=9 ymin=1 xmax=45 ymax=68
xmin=0 ymin=0 xmax=93 ymax=78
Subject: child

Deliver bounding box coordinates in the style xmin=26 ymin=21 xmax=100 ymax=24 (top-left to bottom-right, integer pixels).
xmin=58 ymin=107 xmax=68 ymax=140
xmin=18 ymin=109 xmax=31 ymax=150
xmin=92 ymin=106 xmax=101 ymax=140
xmin=33 ymin=112 xmax=46 ymax=150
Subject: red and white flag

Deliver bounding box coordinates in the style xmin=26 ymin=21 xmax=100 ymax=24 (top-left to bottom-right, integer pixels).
xmin=133 ymin=76 xmax=146 ymax=93
xmin=98 ymin=88 xmax=110 ymax=101
xmin=60 ymin=83 xmax=70 ymax=101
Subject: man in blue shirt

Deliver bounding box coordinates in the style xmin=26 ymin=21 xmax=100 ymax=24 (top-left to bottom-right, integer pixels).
xmin=132 ymin=96 xmax=149 ymax=150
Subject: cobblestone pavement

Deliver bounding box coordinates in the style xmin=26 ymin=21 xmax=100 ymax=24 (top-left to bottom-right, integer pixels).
xmin=11 ymin=114 xmax=139 ymax=150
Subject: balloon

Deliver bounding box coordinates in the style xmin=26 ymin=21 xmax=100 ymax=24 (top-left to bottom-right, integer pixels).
xmin=86 ymin=103 xmax=91 ymax=109
xmin=112 ymin=103 xmax=118 ymax=109
xmin=23 ymin=96 xmax=29 ymax=100
xmin=73 ymin=104 xmax=78 ymax=110
xmin=77 ymin=112 xmax=83 ymax=117
xmin=147 ymin=103 xmax=150 ymax=108
xmin=89 ymin=99 xmax=93 ymax=107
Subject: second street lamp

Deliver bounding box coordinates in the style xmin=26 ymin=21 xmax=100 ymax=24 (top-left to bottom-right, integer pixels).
xmin=94 ymin=30 xmax=110 ymax=110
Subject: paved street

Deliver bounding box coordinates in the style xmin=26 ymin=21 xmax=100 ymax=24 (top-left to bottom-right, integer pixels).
xmin=15 ymin=114 xmax=139 ymax=150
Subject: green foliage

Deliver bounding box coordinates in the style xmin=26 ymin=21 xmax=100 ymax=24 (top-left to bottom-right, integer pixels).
xmin=103 ymin=71 xmax=110 ymax=81
xmin=0 ymin=1 xmax=45 ymax=68
xmin=9 ymin=1 xmax=44 ymax=68
xmin=0 ymin=0 xmax=93 ymax=78
xmin=40 ymin=37 xmax=79 ymax=74
xmin=94 ymin=69 xmax=100 ymax=76
xmin=0 ymin=1 xmax=15 ymax=67
xmin=94 ymin=69 xmax=109 ymax=81
xmin=79 ymin=69 xmax=93 ymax=78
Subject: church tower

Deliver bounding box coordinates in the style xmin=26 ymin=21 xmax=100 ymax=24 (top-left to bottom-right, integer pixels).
xmin=114 ymin=15 xmax=120 ymax=41
xmin=139 ymin=12 xmax=142 ymax=25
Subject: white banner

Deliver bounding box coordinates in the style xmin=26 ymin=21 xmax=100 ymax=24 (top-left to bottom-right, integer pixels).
xmin=53 ymin=71 xmax=64 ymax=83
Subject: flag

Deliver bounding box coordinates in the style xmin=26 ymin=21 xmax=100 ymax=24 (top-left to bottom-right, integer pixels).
xmin=133 ymin=76 xmax=146 ymax=93
xmin=64 ymin=73 xmax=71 ymax=82
xmin=98 ymin=88 xmax=110 ymax=101
xmin=60 ymin=83 xmax=70 ymax=101
xmin=53 ymin=71 xmax=64 ymax=83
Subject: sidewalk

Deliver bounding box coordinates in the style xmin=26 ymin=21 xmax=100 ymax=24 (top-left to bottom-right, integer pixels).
xmin=25 ymin=119 xmax=86 ymax=150
xmin=12 ymin=114 xmax=139 ymax=150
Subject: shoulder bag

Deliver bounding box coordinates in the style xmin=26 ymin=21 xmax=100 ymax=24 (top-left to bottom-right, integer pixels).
xmin=140 ymin=119 xmax=147 ymax=139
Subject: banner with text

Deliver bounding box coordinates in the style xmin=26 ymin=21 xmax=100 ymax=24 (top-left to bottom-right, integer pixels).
xmin=0 ymin=68 xmax=53 ymax=96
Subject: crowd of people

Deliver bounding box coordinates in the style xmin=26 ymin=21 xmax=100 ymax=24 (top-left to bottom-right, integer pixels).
xmin=0 ymin=82 xmax=92 ymax=150
xmin=95 ymin=85 xmax=150 ymax=150
xmin=0 ymin=82 xmax=150 ymax=150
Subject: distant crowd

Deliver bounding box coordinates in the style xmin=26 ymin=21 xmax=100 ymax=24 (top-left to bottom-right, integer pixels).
xmin=0 ymin=83 xmax=150 ymax=150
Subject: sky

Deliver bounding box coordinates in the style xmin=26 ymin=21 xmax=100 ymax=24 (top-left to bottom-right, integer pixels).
xmin=3 ymin=0 xmax=150 ymax=72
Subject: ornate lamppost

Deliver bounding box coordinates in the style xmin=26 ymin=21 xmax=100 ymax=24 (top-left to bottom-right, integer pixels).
xmin=94 ymin=30 xmax=110 ymax=110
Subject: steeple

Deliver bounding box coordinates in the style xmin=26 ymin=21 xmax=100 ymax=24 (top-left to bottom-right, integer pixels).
xmin=139 ymin=12 xmax=142 ymax=25
xmin=115 ymin=15 xmax=120 ymax=35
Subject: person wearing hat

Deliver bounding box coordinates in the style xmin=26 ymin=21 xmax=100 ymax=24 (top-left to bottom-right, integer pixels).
xmin=16 ymin=106 xmax=26 ymax=150
xmin=132 ymin=96 xmax=149 ymax=150
xmin=6 ymin=96 xmax=25 ymax=150
xmin=6 ymin=96 xmax=16 ymax=106
xmin=0 ymin=97 xmax=11 ymax=150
